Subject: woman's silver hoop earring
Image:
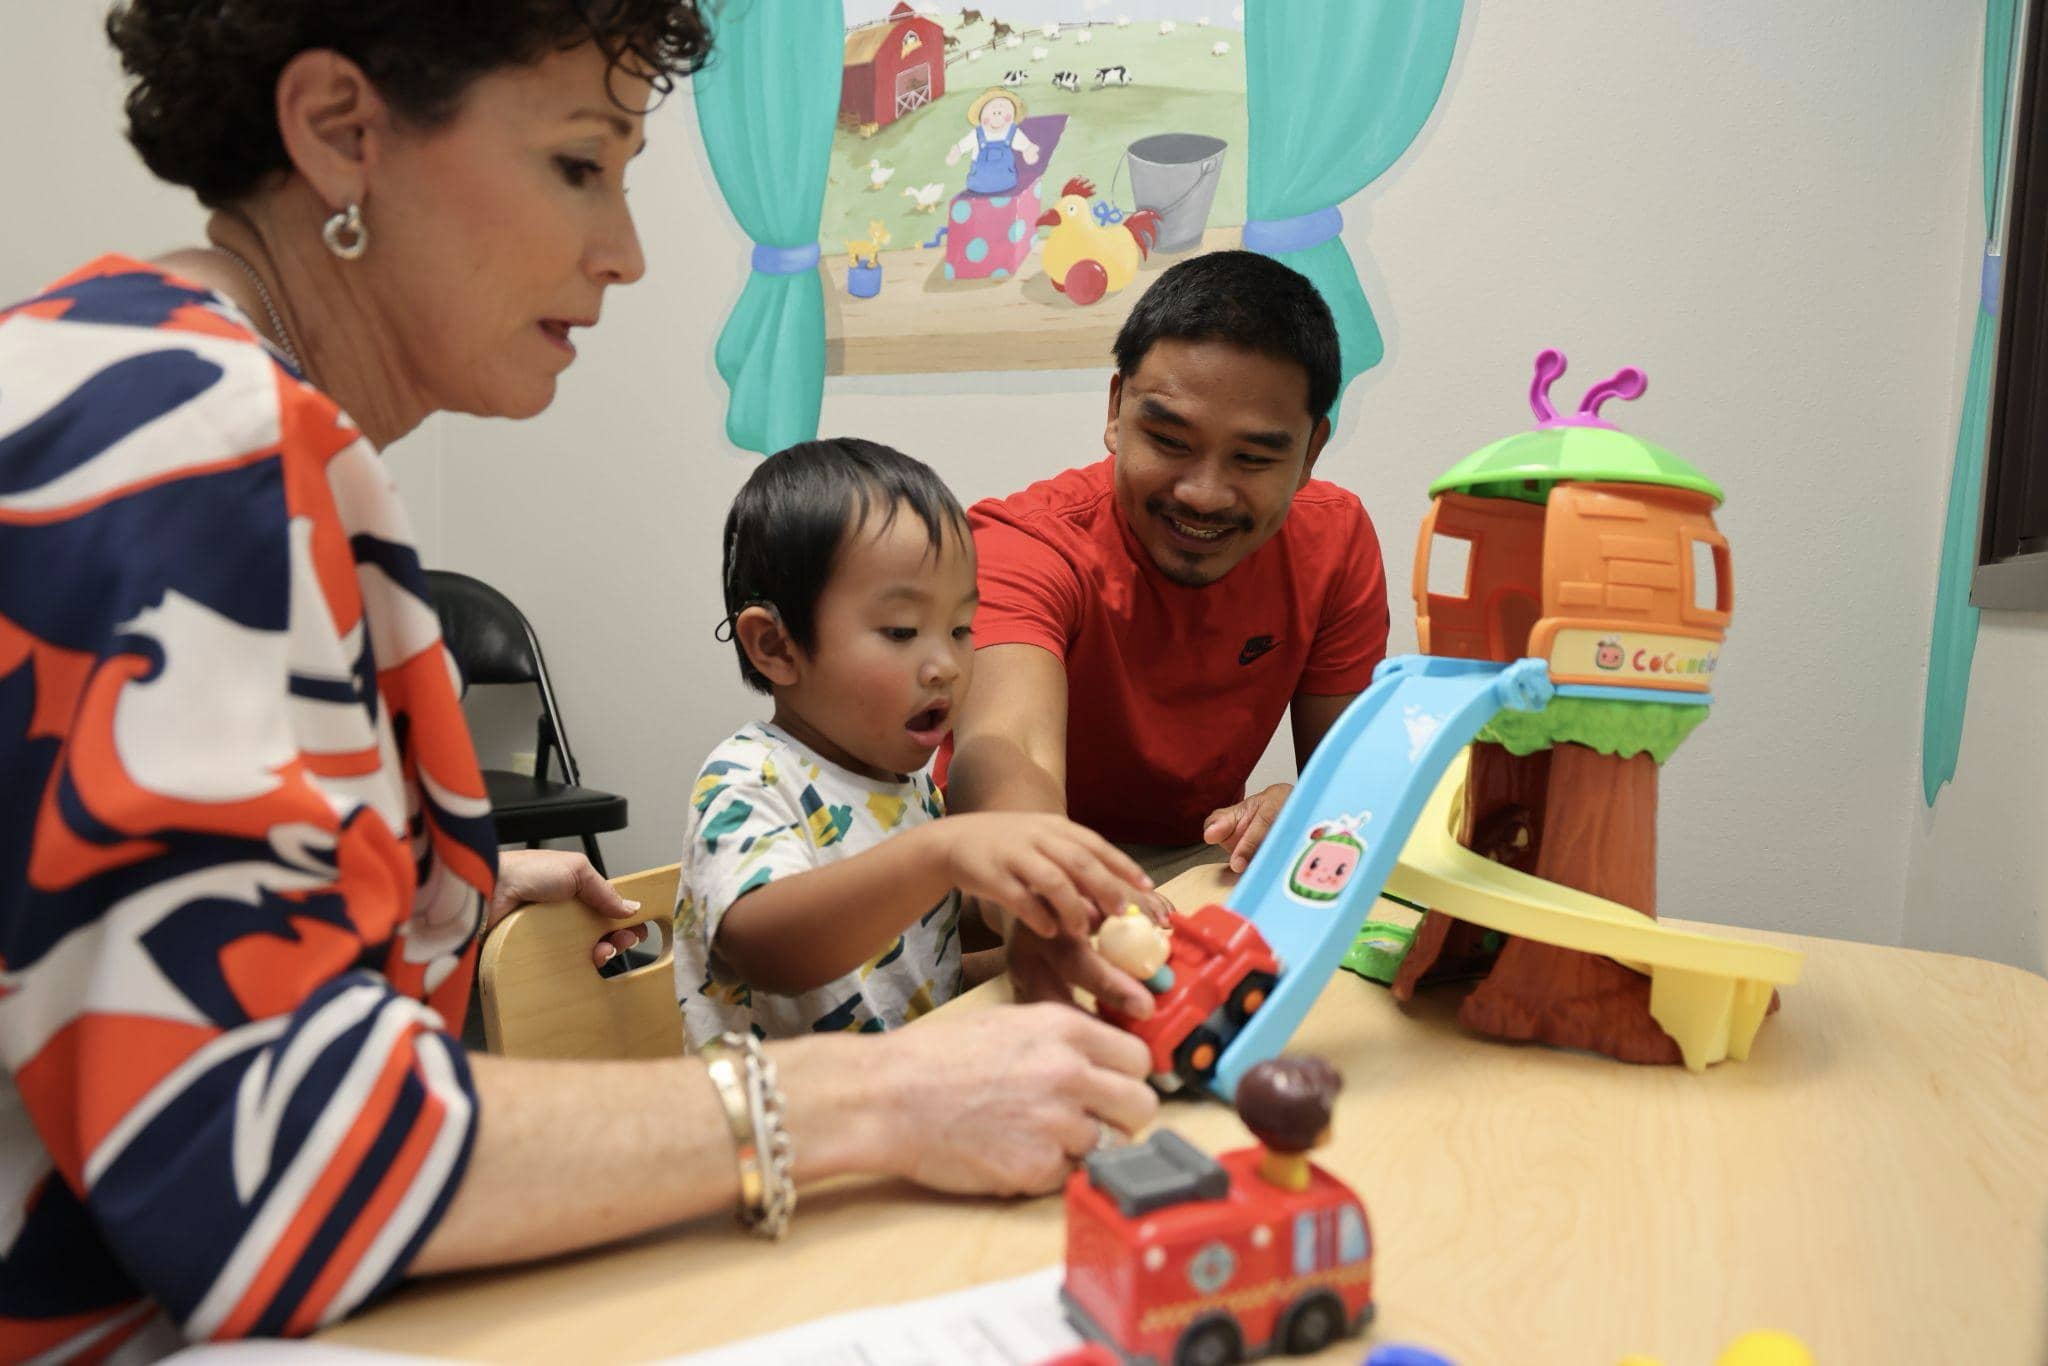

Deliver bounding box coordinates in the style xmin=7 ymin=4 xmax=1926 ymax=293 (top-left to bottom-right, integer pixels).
xmin=322 ymin=203 xmax=367 ymax=261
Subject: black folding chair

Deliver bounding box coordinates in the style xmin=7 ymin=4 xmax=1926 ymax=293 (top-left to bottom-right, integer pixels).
xmin=425 ymin=570 xmax=627 ymax=876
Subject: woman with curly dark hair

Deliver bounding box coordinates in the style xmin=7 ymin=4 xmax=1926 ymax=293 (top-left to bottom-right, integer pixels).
xmin=0 ymin=5 xmax=1157 ymax=1358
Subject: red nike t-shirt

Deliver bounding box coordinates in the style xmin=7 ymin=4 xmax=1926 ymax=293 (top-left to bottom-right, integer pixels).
xmin=957 ymin=459 xmax=1389 ymax=846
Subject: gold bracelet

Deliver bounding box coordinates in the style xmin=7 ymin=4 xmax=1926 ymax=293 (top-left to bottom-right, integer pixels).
xmin=700 ymin=1040 xmax=765 ymax=1228
xmin=736 ymin=1036 xmax=797 ymax=1240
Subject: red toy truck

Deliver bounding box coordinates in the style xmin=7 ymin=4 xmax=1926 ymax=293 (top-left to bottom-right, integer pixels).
xmin=1062 ymin=1130 xmax=1375 ymax=1364
xmin=1101 ymin=904 xmax=1280 ymax=1092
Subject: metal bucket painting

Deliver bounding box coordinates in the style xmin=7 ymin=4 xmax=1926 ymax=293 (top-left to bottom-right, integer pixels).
xmin=1125 ymin=133 xmax=1228 ymax=254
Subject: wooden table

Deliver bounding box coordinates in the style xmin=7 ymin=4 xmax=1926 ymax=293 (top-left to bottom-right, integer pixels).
xmin=324 ymin=868 xmax=2048 ymax=1364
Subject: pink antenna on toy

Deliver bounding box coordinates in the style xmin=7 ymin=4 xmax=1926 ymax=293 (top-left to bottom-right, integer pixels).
xmin=1577 ymin=366 xmax=1648 ymax=425
xmin=1528 ymin=348 xmax=1568 ymax=423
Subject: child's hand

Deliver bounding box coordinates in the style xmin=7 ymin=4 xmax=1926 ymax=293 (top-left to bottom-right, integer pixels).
xmin=938 ymin=813 xmax=1151 ymax=941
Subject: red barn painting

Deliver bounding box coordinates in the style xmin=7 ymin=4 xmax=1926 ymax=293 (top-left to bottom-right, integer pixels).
xmin=841 ymin=3 xmax=946 ymax=129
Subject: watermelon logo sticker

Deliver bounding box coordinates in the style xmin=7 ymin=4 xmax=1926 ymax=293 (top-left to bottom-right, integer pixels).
xmin=1287 ymin=814 xmax=1369 ymax=903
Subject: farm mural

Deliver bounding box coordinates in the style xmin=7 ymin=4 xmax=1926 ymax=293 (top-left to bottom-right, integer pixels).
xmin=825 ymin=1 xmax=1247 ymax=302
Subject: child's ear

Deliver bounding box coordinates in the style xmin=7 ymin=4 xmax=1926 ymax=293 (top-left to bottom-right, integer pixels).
xmin=735 ymin=605 xmax=802 ymax=687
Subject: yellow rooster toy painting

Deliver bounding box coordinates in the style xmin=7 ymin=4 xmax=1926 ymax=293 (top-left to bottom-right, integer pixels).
xmin=1035 ymin=177 xmax=1163 ymax=305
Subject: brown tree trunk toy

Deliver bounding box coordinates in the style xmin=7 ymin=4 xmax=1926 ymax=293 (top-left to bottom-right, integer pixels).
xmin=1391 ymin=743 xmax=1547 ymax=996
xmin=1397 ymin=743 xmax=1686 ymax=1066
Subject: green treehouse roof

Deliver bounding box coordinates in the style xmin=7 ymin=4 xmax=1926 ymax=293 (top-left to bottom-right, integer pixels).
xmin=1430 ymin=351 xmax=1724 ymax=507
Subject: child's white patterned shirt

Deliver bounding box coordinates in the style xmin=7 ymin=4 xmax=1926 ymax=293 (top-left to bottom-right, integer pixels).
xmin=673 ymin=722 xmax=961 ymax=1047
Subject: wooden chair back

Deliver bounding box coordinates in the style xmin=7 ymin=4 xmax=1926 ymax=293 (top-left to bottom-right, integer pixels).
xmin=479 ymin=863 xmax=685 ymax=1060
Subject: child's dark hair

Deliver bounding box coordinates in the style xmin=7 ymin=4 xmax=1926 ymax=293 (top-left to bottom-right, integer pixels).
xmin=1111 ymin=250 xmax=1340 ymax=421
xmin=721 ymin=438 xmax=969 ymax=694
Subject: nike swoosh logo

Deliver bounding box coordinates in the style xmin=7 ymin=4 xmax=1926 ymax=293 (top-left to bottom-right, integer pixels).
xmin=1239 ymin=636 xmax=1278 ymax=666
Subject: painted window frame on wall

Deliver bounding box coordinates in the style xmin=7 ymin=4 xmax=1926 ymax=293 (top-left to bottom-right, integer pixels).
xmin=1978 ymin=0 xmax=2048 ymax=608
xmin=694 ymin=1 xmax=1463 ymax=457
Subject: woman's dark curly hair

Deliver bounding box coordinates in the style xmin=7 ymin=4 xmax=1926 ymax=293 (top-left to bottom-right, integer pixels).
xmin=106 ymin=1 xmax=715 ymax=207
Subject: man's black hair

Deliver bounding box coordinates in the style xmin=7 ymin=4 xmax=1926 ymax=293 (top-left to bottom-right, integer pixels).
xmin=721 ymin=437 xmax=969 ymax=694
xmin=1111 ymin=250 xmax=1340 ymax=421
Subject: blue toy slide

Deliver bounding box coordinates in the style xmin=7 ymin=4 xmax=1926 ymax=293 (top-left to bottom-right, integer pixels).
xmin=1209 ymin=655 xmax=1554 ymax=1099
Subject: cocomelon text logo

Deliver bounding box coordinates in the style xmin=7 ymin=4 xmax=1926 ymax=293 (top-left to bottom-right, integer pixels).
xmin=1629 ymin=647 xmax=1717 ymax=676
xmin=1554 ymin=628 xmax=1718 ymax=686
xmin=1286 ymin=813 xmax=1369 ymax=904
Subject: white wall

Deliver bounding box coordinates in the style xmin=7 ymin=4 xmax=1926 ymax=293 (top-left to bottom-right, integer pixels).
xmin=8 ymin=2 xmax=2021 ymax=958
xmin=1903 ymin=617 xmax=2048 ymax=973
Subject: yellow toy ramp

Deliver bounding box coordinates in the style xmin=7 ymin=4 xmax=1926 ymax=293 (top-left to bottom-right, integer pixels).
xmin=1386 ymin=749 xmax=1802 ymax=1071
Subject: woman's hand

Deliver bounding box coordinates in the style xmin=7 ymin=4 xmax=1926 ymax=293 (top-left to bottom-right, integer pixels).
xmin=1202 ymin=782 xmax=1294 ymax=873
xmin=867 ymin=1003 xmax=1159 ymax=1195
xmin=489 ymin=849 xmax=648 ymax=967
xmin=937 ymin=813 xmax=1152 ymax=941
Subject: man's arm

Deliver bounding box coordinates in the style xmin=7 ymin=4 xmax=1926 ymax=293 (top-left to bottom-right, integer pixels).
xmin=946 ymin=643 xmax=1156 ymax=1016
xmin=946 ymin=642 xmax=1070 ymax=818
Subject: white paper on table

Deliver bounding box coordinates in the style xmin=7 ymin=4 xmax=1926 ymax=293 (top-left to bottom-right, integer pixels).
xmin=660 ymin=1265 xmax=1084 ymax=1366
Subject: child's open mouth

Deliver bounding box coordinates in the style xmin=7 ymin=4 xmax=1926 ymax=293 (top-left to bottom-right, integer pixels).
xmin=904 ymin=701 xmax=951 ymax=747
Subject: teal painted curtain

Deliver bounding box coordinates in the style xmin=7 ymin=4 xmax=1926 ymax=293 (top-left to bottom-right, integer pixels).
xmin=693 ymin=0 xmax=841 ymax=455
xmin=1923 ymin=0 xmax=2020 ymax=804
xmin=1242 ymin=1 xmax=1463 ymax=410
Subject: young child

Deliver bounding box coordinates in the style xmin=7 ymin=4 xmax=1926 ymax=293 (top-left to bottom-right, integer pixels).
xmin=675 ymin=438 xmax=1153 ymax=1047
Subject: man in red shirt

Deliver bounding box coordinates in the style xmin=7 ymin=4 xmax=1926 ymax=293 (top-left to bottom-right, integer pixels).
xmin=947 ymin=251 xmax=1389 ymax=1011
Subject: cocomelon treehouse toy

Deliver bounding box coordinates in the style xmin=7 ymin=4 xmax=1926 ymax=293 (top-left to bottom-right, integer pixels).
xmin=1091 ymin=351 xmax=1801 ymax=1098
xmin=1382 ymin=349 xmax=1773 ymax=1065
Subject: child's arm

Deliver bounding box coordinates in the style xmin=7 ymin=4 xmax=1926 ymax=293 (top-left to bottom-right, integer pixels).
xmin=945 ymin=131 xmax=976 ymax=164
xmin=716 ymin=812 xmax=1151 ymax=994
xmin=1014 ymin=129 xmax=1040 ymax=164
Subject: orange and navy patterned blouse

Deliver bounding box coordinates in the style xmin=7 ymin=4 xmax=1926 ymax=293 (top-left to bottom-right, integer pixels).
xmin=0 ymin=257 xmax=496 ymax=1361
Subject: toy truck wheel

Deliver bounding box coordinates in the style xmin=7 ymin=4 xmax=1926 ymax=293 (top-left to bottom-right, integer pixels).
xmin=1278 ymin=1290 xmax=1347 ymax=1354
xmin=1224 ymin=970 xmax=1277 ymax=1023
xmin=1173 ymin=1314 xmax=1244 ymax=1366
xmin=1172 ymin=1025 xmax=1225 ymax=1084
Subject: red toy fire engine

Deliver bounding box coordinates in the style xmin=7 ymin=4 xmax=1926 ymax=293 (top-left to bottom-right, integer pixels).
xmin=1061 ymin=1127 xmax=1374 ymax=1364
xmin=1100 ymin=904 xmax=1280 ymax=1092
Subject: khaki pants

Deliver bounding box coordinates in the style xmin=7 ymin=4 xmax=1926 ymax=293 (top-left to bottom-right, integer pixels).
xmin=1114 ymin=840 xmax=1230 ymax=891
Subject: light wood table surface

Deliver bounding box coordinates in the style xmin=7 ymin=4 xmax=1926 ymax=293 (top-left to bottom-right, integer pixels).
xmin=324 ymin=867 xmax=2048 ymax=1364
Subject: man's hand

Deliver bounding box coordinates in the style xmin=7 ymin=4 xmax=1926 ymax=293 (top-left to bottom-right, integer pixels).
xmin=938 ymin=813 xmax=1152 ymax=941
xmin=489 ymin=849 xmax=648 ymax=968
xmin=1005 ymin=918 xmax=1155 ymax=1018
xmin=1202 ymin=782 xmax=1294 ymax=873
